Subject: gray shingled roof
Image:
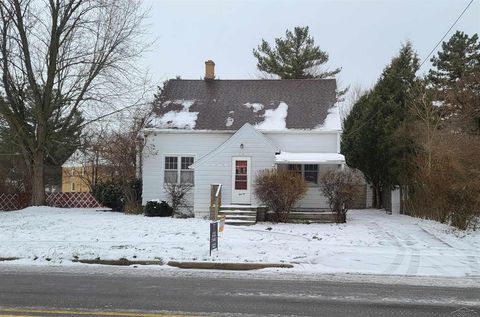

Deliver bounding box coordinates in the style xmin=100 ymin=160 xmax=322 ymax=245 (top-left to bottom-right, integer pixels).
xmin=149 ymin=79 xmax=337 ymax=130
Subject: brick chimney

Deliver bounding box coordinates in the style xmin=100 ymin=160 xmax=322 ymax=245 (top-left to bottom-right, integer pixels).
xmin=204 ymin=60 xmax=215 ymax=81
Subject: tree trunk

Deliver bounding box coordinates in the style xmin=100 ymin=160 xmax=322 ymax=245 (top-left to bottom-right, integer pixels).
xmin=31 ymin=149 xmax=45 ymax=205
xmin=372 ymin=182 xmax=382 ymax=209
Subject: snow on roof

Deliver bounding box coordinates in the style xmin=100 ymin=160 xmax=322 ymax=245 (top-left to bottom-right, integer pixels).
xmin=255 ymin=102 xmax=288 ymax=130
xmin=244 ymin=102 xmax=264 ymax=113
xmin=275 ymin=151 xmax=345 ymax=163
xmin=314 ymin=104 xmax=341 ymax=131
xmin=150 ymin=99 xmax=198 ymax=129
xmin=150 ymin=79 xmax=338 ymax=131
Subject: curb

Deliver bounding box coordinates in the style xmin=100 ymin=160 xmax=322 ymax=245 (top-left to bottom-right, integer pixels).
xmin=167 ymin=261 xmax=294 ymax=270
xmin=0 ymin=257 xmax=19 ymax=262
xmin=73 ymin=259 xmax=163 ymax=266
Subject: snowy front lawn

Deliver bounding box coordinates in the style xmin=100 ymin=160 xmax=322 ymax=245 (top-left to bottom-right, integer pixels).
xmin=0 ymin=207 xmax=478 ymax=277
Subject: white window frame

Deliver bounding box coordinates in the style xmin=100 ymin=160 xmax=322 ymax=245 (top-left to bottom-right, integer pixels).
xmin=288 ymin=163 xmax=344 ymax=185
xmin=163 ymin=154 xmax=196 ymax=185
xmin=288 ymin=164 xmax=319 ymax=185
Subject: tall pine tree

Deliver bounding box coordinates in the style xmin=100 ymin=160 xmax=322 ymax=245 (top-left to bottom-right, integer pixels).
xmin=342 ymin=43 xmax=420 ymax=208
xmin=253 ymin=26 xmax=341 ymax=79
xmin=428 ymin=31 xmax=480 ymax=133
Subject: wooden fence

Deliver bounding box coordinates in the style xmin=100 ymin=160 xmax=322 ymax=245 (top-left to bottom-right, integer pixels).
xmin=0 ymin=192 xmax=101 ymax=211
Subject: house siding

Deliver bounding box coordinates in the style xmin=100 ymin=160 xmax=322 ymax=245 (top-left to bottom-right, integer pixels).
xmin=267 ymin=132 xmax=340 ymax=211
xmin=142 ymin=129 xmax=343 ymax=218
xmin=276 ymin=163 xmax=339 ymax=210
xmin=142 ymin=132 xmax=231 ymax=206
xmin=264 ymin=133 xmax=338 ymax=153
xmin=193 ymin=126 xmax=277 ymax=218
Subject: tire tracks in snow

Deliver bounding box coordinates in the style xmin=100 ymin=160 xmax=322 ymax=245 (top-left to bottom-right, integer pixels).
xmin=367 ymin=222 xmax=422 ymax=275
xmin=418 ymin=224 xmax=480 ymax=276
xmin=366 ymin=222 xmax=407 ymax=275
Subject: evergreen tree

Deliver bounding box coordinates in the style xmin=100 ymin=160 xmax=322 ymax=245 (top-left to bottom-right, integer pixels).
xmin=253 ymin=26 xmax=341 ymax=79
xmin=428 ymin=31 xmax=480 ymax=133
xmin=0 ymin=93 xmax=82 ymax=191
xmin=342 ymin=43 xmax=420 ymax=208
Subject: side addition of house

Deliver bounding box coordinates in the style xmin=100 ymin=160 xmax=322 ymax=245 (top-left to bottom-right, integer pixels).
xmin=142 ymin=60 xmax=348 ymax=220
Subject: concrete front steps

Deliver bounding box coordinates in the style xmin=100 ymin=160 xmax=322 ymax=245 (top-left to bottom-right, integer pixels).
xmin=218 ymin=205 xmax=258 ymax=226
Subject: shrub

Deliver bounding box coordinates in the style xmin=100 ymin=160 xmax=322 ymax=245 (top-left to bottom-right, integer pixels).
xmin=405 ymin=133 xmax=480 ymax=230
xmin=163 ymin=183 xmax=193 ymax=216
xmin=91 ymin=180 xmax=124 ymax=211
xmin=319 ymin=169 xmax=362 ymax=223
xmin=144 ymin=200 xmax=173 ymax=217
xmin=124 ymin=178 xmax=143 ymax=214
xmin=254 ymin=169 xmax=307 ymax=223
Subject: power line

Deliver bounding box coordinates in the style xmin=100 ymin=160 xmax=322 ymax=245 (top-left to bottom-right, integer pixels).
xmin=418 ymin=0 xmax=475 ymax=69
xmin=343 ymin=0 xmax=475 ymax=139
xmin=79 ymin=101 xmax=151 ymax=128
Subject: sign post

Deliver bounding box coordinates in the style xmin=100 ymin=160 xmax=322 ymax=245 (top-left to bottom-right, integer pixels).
xmin=210 ymin=222 xmax=218 ymax=256
xmin=219 ymin=215 xmax=225 ymax=233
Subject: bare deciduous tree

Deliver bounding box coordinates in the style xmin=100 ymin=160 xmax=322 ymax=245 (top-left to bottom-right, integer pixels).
xmin=83 ymin=113 xmax=149 ymax=213
xmin=0 ymin=0 xmax=148 ymax=205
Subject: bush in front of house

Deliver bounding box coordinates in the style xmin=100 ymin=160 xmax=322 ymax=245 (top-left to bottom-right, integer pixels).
xmin=91 ymin=180 xmax=124 ymax=211
xmin=144 ymin=200 xmax=173 ymax=217
xmin=254 ymin=169 xmax=308 ymax=223
xmin=319 ymin=169 xmax=362 ymax=223
xmin=123 ymin=178 xmax=143 ymax=214
xmin=163 ymin=182 xmax=193 ymax=217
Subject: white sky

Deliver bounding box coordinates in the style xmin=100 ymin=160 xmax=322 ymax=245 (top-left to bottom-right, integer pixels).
xmin=141 ymin=0 xmax=480 ymax=91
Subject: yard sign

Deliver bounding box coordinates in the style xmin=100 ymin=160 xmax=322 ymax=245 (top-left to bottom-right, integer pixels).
xmin=210 ymin=222 xmax=218 ymax=256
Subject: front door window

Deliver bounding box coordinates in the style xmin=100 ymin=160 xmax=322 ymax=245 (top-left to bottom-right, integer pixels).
xmin=232 ymin=157 xmax=251 ymax=204
xmin=235 ymin=160 xmax=248 ymax=190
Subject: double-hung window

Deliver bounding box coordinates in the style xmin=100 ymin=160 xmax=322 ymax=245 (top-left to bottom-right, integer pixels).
xmin=164 ymin=155 xmax=194 ymax=184
xmin=180 ymin=157 xmax=194 ymax=184
xmin=288 ymin=164 xmax=319 ymax=184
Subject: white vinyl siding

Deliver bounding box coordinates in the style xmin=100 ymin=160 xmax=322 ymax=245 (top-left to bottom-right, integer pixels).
xmin=193 ymin=125 xmax=276 ymax=217
xmin=142 ymin=133 xmax=231 ymax=209
xmin=142 ymin=129 xmax=344 ymax=216
xmin=264 ymin=132 xmax=338 ymax=153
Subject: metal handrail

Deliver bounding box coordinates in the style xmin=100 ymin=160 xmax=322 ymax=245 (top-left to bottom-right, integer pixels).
xmin=215 ymin=184 xmax=222 ymax=198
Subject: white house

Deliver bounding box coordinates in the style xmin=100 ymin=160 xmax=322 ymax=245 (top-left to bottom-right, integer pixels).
xmin=141 ymin=61 xmax=347 ymax=220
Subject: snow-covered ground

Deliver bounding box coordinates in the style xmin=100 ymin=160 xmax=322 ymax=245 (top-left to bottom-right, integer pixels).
xmin=0 ymin=207 xmax=478 ymax=277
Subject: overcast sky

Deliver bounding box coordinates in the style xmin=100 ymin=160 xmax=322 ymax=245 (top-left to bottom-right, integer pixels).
xmin=141 ymin=0 xmax=479 ymax=91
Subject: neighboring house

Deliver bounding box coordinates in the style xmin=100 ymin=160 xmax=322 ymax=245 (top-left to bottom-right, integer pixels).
xmin=142 ymin=60 xmax=349 ymax=219
xmin=61 ymin=149 xmax=107 ymax=192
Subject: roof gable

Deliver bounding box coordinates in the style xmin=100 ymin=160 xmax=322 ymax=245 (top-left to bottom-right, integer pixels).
xmin=148 ymin=79 xmax=339 ymax=131
xmin=191 ymin=123 xmax=279 ymax=168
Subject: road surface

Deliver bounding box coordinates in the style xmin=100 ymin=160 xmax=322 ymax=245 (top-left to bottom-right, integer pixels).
xmin=0 ymin=266 xmax=479 ymax=317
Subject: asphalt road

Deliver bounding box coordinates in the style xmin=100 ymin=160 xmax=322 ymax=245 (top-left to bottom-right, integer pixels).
xmin=0 ymin=267 xmax=479 ymax=317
